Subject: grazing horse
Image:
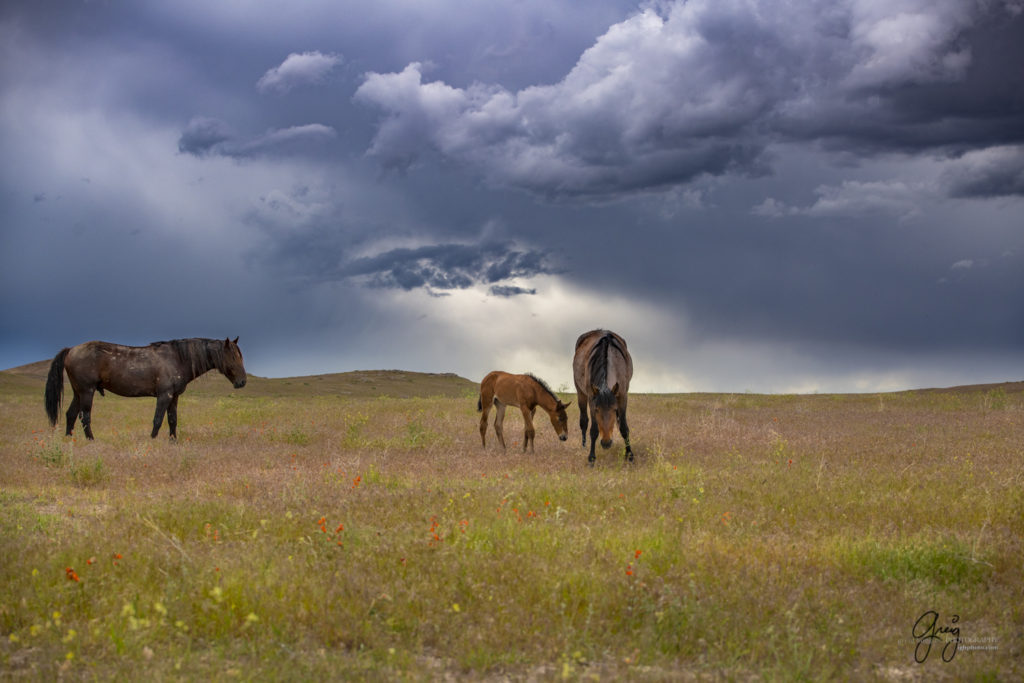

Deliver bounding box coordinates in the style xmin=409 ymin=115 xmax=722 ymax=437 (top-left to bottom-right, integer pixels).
xmin=573 ymin=329 xmax=634 ymax=464
xmin=477 ymin=371 xmax=571 ymax=452
xmin=44 ymin=337 xmax=247 ymax=440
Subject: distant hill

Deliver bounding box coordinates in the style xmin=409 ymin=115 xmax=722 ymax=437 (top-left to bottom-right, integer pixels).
xmin=227 ymin=370 xmax=479 ymax=399
xmin=1 ymin=360 xmax=478 ymax=400
xmin=4 ymin=358 xmax=1020 ymax=398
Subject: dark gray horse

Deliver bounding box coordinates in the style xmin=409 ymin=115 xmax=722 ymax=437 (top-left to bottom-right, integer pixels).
xmin=572 ymin=329 xmax=634 ymax=465
xmin=45 ymin=338 xmax=246 ymax=440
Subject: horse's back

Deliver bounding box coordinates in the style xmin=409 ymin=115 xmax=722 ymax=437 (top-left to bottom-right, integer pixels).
xmin=574 ymin=329 xmax=631 ymax=383
xmin=64 ymin=341 xmax=172 ymax=397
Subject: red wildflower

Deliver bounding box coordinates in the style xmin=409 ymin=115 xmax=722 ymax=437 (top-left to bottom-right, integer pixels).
xmin=65 ymin=567 xmax=80 ymax=582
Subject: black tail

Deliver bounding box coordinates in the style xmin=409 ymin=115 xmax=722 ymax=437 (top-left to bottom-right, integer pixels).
xmin=44 ymin=348 xmax=69 ymax=427
xmin=476 ymin=396 xmax=482 ymax=412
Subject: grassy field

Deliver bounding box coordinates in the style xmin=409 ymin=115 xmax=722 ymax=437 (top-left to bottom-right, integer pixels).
xmin=1 ymin=361 xmax=1022 ymax=680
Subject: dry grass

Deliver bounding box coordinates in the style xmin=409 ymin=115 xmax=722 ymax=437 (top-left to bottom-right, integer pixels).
xmin=1 ymin=365 xmax=1022 ymax=680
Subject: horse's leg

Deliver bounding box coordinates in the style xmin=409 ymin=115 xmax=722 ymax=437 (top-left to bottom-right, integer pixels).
xmin=167 ymin=394 xmax=180 ymax=441
xmin=587 ymin=405 xmax=599 ymax=466
xmin=64 ymin=393 xmax=81 ymax=437
xmin=521 ymin=405 xmax=535 ymax=453
xmin=494 ymin=402 xmax=507 ymax=450
xmin=619 ymin=407 xmax=634 ymax=462
xmin=151 ymin=392 xmax=172 ymax=439
xmin=479 ymin=400 xmax=491 ymax=448
xmin=78 ymin=387 xmax=96 ymax=440
xmin=577 ymin=391 xmax=589 ymax=448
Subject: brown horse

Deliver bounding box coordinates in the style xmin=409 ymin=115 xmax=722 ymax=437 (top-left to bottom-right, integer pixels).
xmin=573 ymin=329 xmax=634 ymax=464
xmin=477 ymin=371 xmax=571 ymax=452
xmin=45 ymin=338 xmax=247 ymax=440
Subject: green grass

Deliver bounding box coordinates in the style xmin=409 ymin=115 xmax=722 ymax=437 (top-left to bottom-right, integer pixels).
xmin=1 ymin=366 xmax=1022 ymax=679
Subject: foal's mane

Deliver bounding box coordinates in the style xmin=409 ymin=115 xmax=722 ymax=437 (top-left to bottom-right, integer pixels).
xmin=525 ymin=373 xmax=561 ymax=406
xmin=152 ymin=338 xmax=227 ymax=374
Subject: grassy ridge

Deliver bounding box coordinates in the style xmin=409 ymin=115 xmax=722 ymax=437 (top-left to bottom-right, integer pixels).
xmin=1 ymin=368 xmax=1022 ymax=679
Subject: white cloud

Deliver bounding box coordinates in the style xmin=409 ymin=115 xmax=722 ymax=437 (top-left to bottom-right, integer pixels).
xmin=755 ymin=180 xmax=930 ymax=220
xmin=257 ymin=51 xmax=342 ymax=94
xmin=844 ymin=0 xmax=974 ymax=89
xmin=941 ymin=145 xmax=1024 ymax=198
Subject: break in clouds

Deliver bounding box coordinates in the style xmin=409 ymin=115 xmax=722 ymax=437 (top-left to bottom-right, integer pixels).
xmin=334 ymin=241 xmax=555 ymax=296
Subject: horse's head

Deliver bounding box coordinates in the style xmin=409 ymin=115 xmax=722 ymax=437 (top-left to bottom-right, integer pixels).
xmin=550 ymin=399 xmax=572 ymax=441
xmin=221 ymin=337 xmax=247 ymax=389
xmin=590 ymin=383 xmax=620 ymax=449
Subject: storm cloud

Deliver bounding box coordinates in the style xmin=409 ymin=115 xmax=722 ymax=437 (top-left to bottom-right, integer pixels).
xmin=355 ymin=0 xmax=1024 ymax=198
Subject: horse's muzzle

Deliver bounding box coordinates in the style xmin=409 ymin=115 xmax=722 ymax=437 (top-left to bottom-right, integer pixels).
xmin=600 ymin=439 xmax=613 ymax=449
xmin=234 ymin=379 xmax=247 ymax=388
xmin=559 ymin=434 xmax=568 ymax=441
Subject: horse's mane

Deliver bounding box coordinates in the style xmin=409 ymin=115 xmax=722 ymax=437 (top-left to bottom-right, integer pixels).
xmin=526 ymin=373 xmax=560 ymax=405
xmin=587 ymin=332 xmax=625 ymax=409
xmin=152 ymin=338 xmax=227 ymax=374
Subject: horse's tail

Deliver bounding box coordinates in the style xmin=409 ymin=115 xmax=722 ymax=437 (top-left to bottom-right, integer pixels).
xmin=476 ymin=396 xmax=482 ymax=412
xmin=44 ymin=348 xmax=70 ymax=427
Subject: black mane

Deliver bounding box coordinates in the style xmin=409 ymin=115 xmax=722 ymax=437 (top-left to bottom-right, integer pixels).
xmin=587 ymin=332 xmax=624 ymax=409
xmin=526 ymin=373 xmax=561 ymax=405
xmin=152 ymin=338 xmax=226 ymax=375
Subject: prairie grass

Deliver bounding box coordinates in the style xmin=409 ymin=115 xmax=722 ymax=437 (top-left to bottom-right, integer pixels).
xmin=1 ymin=366 xmax=1022 ymax=680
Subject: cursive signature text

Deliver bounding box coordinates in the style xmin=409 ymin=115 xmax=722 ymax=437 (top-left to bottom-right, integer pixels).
xmin=913 ymin=610 xmax=960 ymax=663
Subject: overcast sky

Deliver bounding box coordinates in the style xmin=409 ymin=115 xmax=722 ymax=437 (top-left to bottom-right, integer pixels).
xmin=2 ymin=0 xmax=1022 ymax=392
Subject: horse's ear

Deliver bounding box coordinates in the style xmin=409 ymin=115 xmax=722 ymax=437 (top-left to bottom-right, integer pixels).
xmin=611 ymin=382 xmax=620 ymax=396
xmin=233 ymin=336 xmax=239 ymax=344
xmin=590 ymin=385 xmax=600 ymax=398
xmin=562 ymin=400 xmax=572 ymax=409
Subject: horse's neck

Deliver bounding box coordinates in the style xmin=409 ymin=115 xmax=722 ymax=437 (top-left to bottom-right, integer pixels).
xmin=532 ymin=383 xmax=558 ymax=413
xmin=184 ymin=343 xmax=217 ymax=380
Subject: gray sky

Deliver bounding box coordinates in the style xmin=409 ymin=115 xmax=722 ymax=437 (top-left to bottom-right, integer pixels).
xmin=2 ymin=0 xmax=1022 ymax=392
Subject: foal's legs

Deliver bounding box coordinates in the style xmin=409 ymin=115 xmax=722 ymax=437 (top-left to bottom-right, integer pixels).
xmin=167 ymin=394 xmax=180 ymax=441
xmin=520 ymin=404 xmax=536 ymax=453
xmin=64 ymin=393 xmax=81 ymax=437
xmin=151 ymin=392 xmax=173 ymax=439
xmin=479 ymin=400 xmax=492 ymax=447
xmin=493 ymin=401 xmax=507 ymax=449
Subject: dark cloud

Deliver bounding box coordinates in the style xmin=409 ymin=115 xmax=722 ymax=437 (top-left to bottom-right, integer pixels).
xmin=177 ymin=117 xmax=336 ymax=158
xmin=490 ymin=285 xmax=536 ymax=297
xmin=177 ymin=117 xmax=234 ymax=156
xmin=355 ymin=1 xmax=1024 ymax=199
